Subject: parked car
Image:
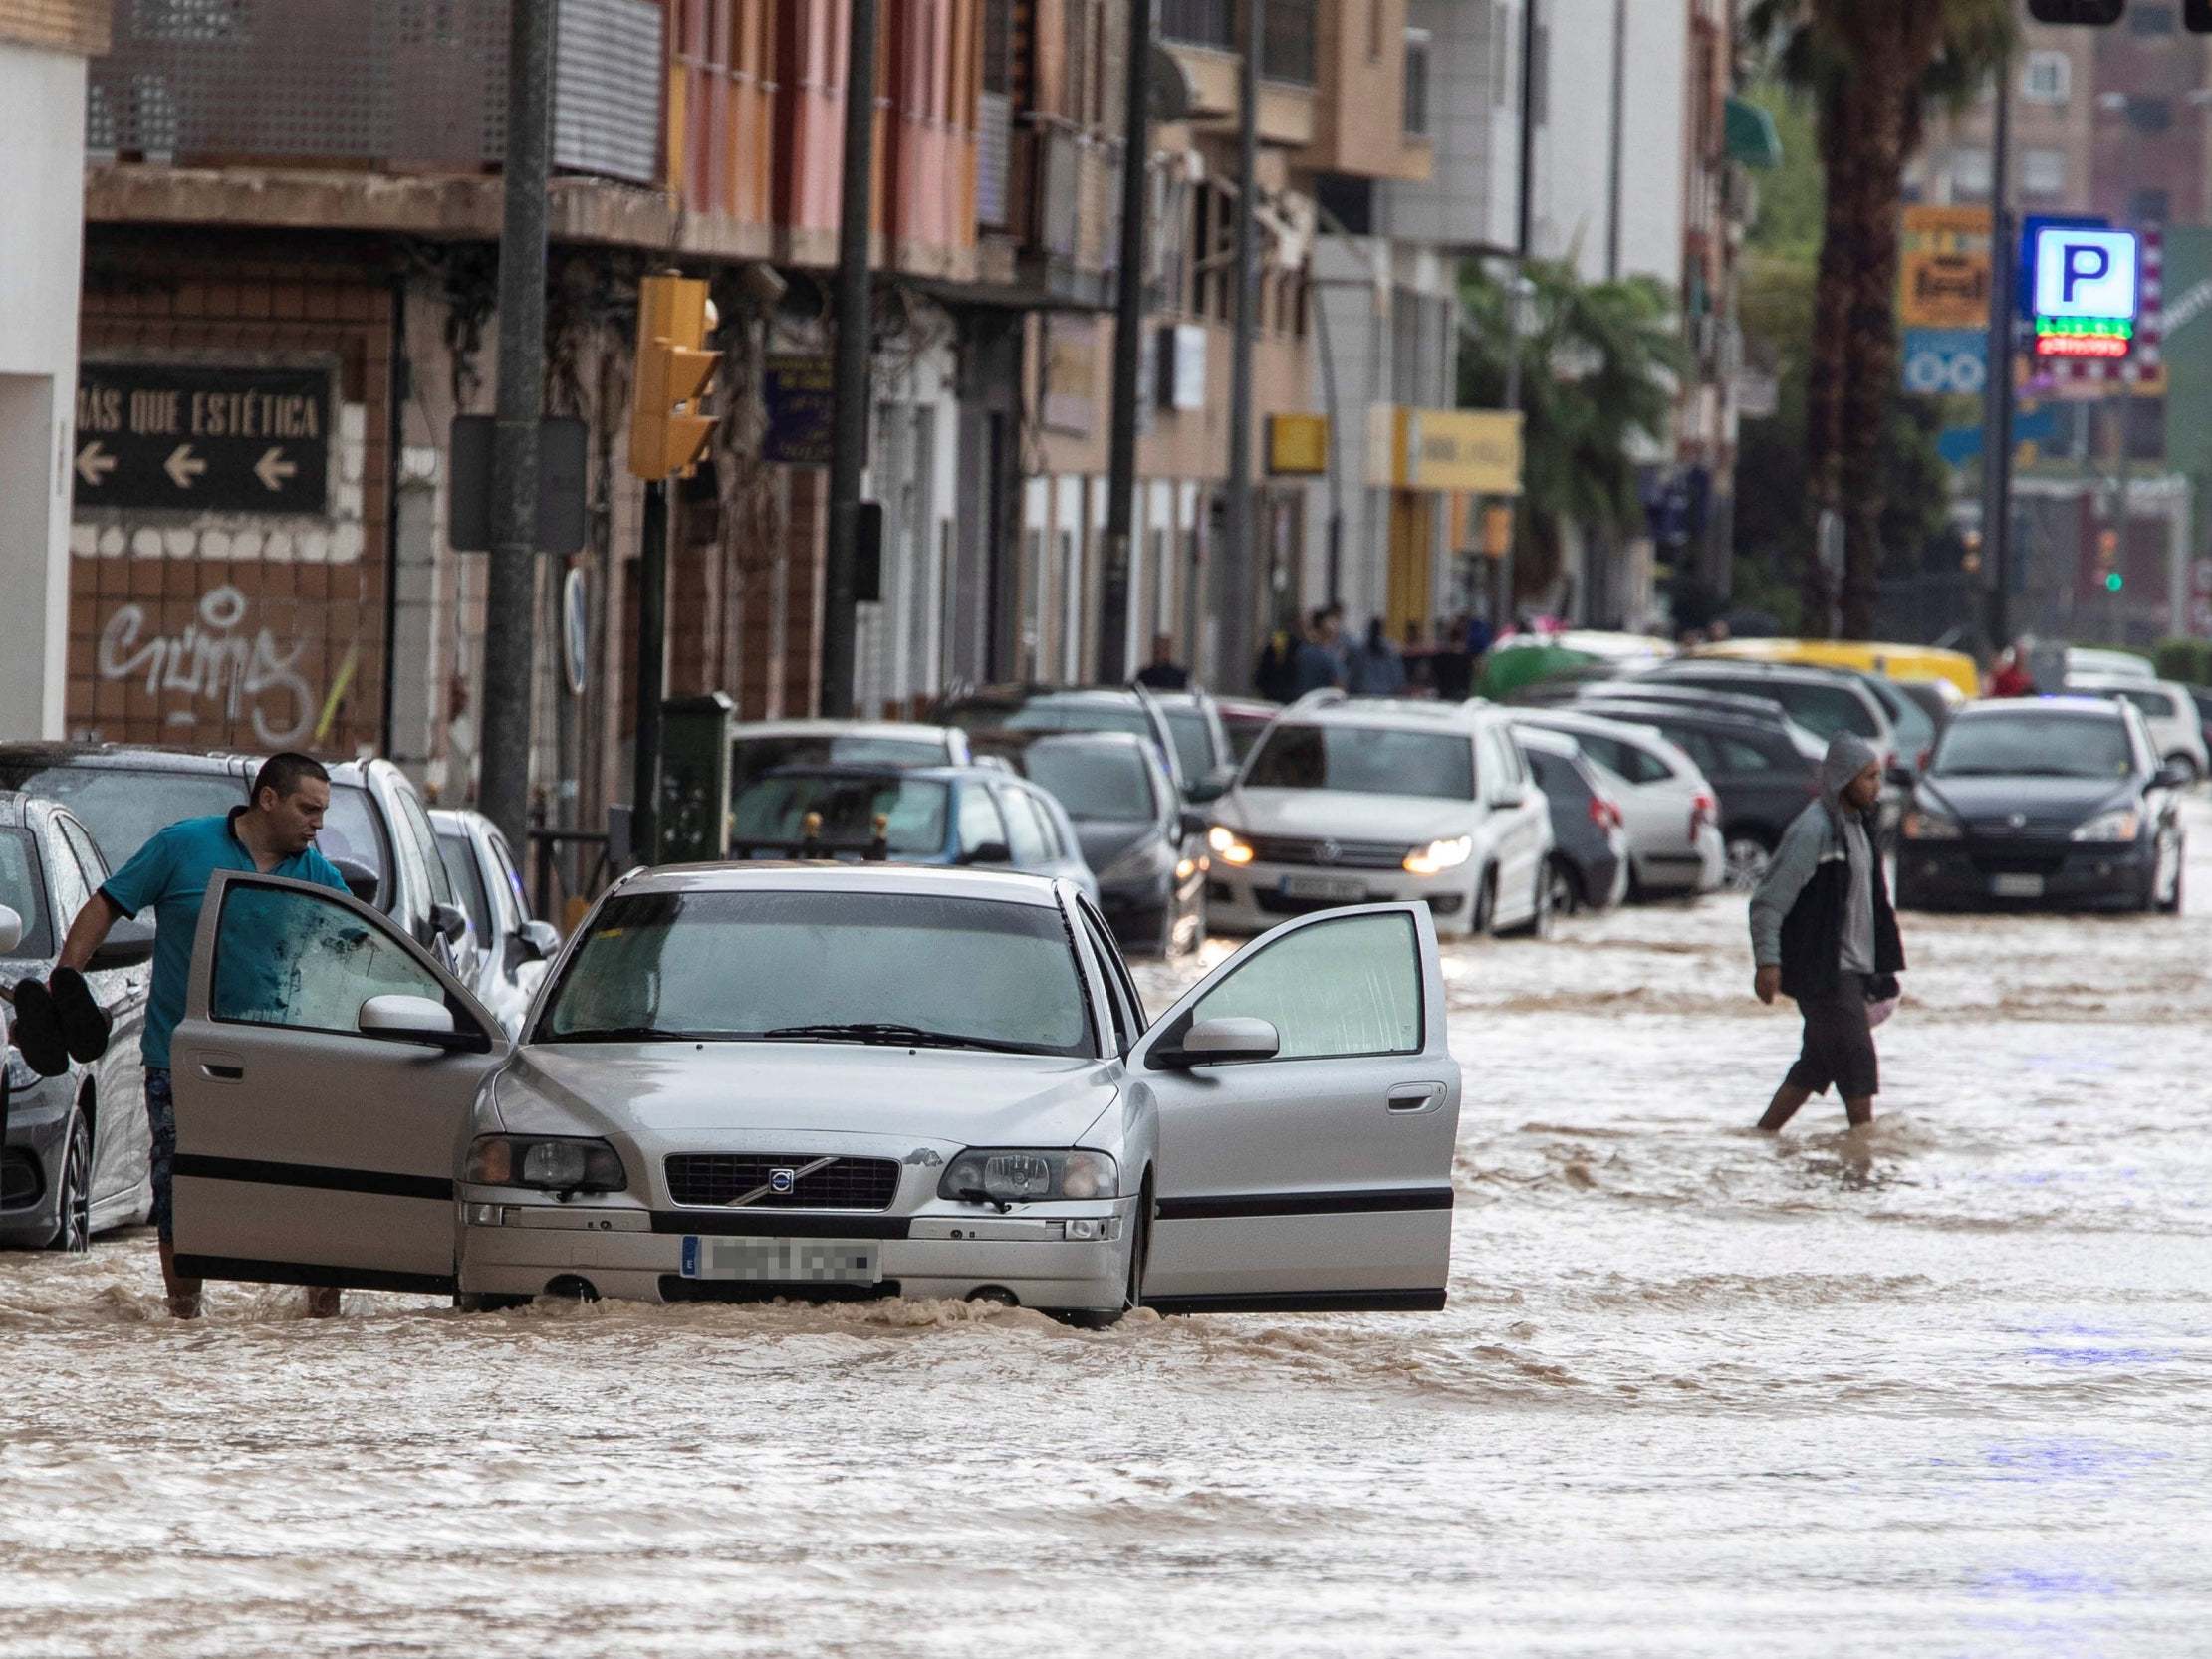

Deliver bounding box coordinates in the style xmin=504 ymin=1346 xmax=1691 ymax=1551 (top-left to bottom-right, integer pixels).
xmin=730 ymin=765 xmax=1097 ymax=898
xmin=161 ymin=864 xmax=1461 ymax=1318
xmin=1570 ymin=698 xmax=1824 ymax=890
xmin=2186 ymin=685 xmax=2212 ymax=760
xmin=431 ymin=809 xmax=564 ymax=1040
xmin=2066 ymin=646 xmax=2155 ymax=684
xmin=1851 ymin=668 xmax=1941 ymax=778
xmin=1146 ymin=689 xmax=1240 ymax=799
xmin=0 ymin=744 xmax=474 ymax=972
xmin=1204 ymin=694 xmax=1556 ymax=938
xmin=1213 ymin=697 xmax=1282 ymax=762
xmin=987 ymin=732 xmax=1206 ymax=957
xmin=1690 ymin=637 xmax=1981 ymax=700
xmin=935 ymin=685 xmax=1205 ymax=799
xmin=2064 ymin=676 xmax=2210 ymax=782
xmin=728 ymin=720 xmax=971 ymax=799
xmin=1509 ymin=708 xmax=1723 ymax=898
xmin=1893 ymin=676 xmax=1967 ymax=741
xmin=1633 ymin=659 xmax=1900 ymax=764
xmin=0 ymin=792 xmax=156 ymax=1251
xmin=1896 ymin=697 xmax=2186 ymax=912
xmin=1513 ymin=728 xmax=1628 ymax=916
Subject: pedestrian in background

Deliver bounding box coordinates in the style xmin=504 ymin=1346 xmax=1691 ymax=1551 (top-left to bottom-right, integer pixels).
xmin=1255 ymin=628 xmax=1299 ymax=703
xmin=49 ymin=753 xmax=353 ymax=1318
xmin=1747 ymin=732 xmax=1904 ymax=1131
xmin=1347 ymin=617 xmax=1408 ymax=696
xmin=1291 ymin=608 xmax=1346 ymax=696
xmin=1990 ymin=639 xmax=2036 ymax=698
xmin=1134 ymin=633 xmax=1189 ymax=691
xmin=1430 ymin=618 xmax=1474 ymax=701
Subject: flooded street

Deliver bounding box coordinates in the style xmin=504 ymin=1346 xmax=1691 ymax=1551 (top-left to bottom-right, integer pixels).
xmin=7 ymin=811 xmax=2212 ymax=1658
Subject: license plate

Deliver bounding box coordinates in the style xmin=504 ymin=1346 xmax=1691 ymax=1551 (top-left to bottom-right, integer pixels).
xmin=1990 ymin=873 xmax=2045 ymax=898
xmin=1281 ymin=873 xmax=1367 ymax=902
xmin=680 ymin=1236 xmax=881 ymax=1284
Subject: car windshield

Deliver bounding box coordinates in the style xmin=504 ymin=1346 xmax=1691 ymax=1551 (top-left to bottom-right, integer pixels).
xmin=1161 ymin=708 xmax=1214 ymax=781
xmin=1692 ymin=677 xmax=1877 ymax=740
xmin=946 ymin=697 xmax=1153 ymax=744
xmin=1245 ymin=724 xmax=1473 ymax=801
xmin=438 ymin=830 xmax=493 ymax=945
xmin=538 ymin=888 xmax=1092 ymax=1056
xmin=1933 ymin=715 xmax=2136 ymax=779
xmin=0 ymin=765 xmax=387 ymax=903
xmin=1862 ymin=678 xmax=1934 ymax=753
xmin=0 ymin=830 xmax=53 ymax=961
xmin=1024 ymin=744 xmax=1156 ymax=822
xmin=731 ymin=733 xmax=948 ymax=793
xmin=732 ymin=774 xmax=949 ymax=856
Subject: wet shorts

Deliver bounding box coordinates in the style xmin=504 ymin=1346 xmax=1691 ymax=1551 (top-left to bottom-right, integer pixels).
xmin=144 ymin=1066 xmax=176 ymax=1243
xmin=1786 ymin=974 xmax=1879 ymax=1101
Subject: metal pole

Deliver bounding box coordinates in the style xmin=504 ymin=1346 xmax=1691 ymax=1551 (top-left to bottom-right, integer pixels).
xmin=1101 ymin=0 xmax=1156 ymax=683
xmin=1217 ymin=0 xmax=1262 ymax=691
xmin=822 ymin=0 xmax=880 ymax=719
xmin=1604 ymin=0 xmax=1625 ymax=283
xmin=1312 ymin=264 xmax=1345 ymax=608
xmin=630 ymin=480 xmax=667 ymax=865
xmin=1498 ymin=0 xmax=1539 ymax=629
xmin=1981 ymin=49 xmax=2017 ymax=654
xmin=477 ymin=0 xmax=555 ymax=848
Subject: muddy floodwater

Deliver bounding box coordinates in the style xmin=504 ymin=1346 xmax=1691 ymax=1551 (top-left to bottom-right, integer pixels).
xmin=7 ymin=808 xmax=2212 ymax=1657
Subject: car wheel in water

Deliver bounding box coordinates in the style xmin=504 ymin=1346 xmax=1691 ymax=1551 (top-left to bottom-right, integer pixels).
xmin=47 ymin=1112 xmax=91 ymax=1254
xmin=1723 ymin=835 xmax=1772 ymax=893
xmin=1471 ymin=869 xmax=1497 ymax=937
xmin=2156 ymin=842 xmax=2186 ymax=915
xmin=1057 ymin=1185 xmax=1149 ymax=1331
xmin=1548 ymin=858 xmax=1579 ymax=921
xmin=455 ymin=1293 xmax=535 ymax=1312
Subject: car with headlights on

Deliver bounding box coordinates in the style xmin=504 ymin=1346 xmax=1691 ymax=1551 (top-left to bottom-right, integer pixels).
xmin=989 ymin=731 xmax=1207 ymax=957
xmin=158 ymin=863 xmax=1461 ymax=1321
xmin=1895 ymin=697 xmax=2186 ymax=912
xmin=0 ymin=792 xmax=155 ymax=1251
xmin=1206 ymin=694 xmax=1555 ymax=938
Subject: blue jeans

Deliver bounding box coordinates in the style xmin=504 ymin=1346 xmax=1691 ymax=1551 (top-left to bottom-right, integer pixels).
xmin=144 ymin=1066 xmax=176 ymax=1243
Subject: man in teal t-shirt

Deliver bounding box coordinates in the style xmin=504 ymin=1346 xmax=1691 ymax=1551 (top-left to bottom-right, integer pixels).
xmin=52 ymin=752 xmax=349 ymax=1318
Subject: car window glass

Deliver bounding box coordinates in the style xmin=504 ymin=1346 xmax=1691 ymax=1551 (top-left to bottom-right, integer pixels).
xmin=59 ymin=815 xmax=111 ymax=889
xmin=730 ymin=734 xmax=948 ymax=793
xmin=1001 ymin=789 xmax=1051 ymax=864
xmin=1935 ymin=715 xmax=2135 ymax=778
xmin=488 ymin=830 xmax=530 ymax=926
xmin=1669 ymin=729 xmax=1723 ymax=774
xmin=957 ymin=786 xmax=1008 ymax=856
xmin=1075 ymin=904 xmax=1133 ymax=1052
xmin=1247 ymin=724 xmax=1475 ymax=801
xmin=392 ymin=784 xmax=454 ymax=908
xmin=1028 ymin=791 xmax=1069 ymax=859
xmin=1163 ymin=708 xmax=1214 ymax=781
xmin=1716 ymin=736 xmax=1778 ymax=774
xmin=439 ymin=831 xmax=494 ymax=946
xmin=0 ymin=830 xmax=54 ymax=961
xmin=737 ymin=776 xmax=951 ymax=855
xmin=1192 ymin=911 xmax=1421 ymax=1060
xmin=211 ymin=882 xmax=448 ymax=1035
xmin=1023 ymin=743 xmax=1157 ymax=822
xmin=1524 ymin=748 xmax=1580 ymax=804
xmin=1081 ymin=896 xmax=1146 ymax=1026
xmin=42 ymin=822 xmax=91 ymax=935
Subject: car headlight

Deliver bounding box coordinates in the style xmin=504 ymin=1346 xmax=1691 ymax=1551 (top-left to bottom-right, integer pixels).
xmin=1901 ymin=809 xmax=1962 ymax=841
xmin=1099 ymin=839 xmax=1172 ymax=886
xmin=4 ymin=1047 xmax=46 ymax=1093
xmin=2071 ymin=807 xmax=2141 ymax=842
xmin=1207 ymin=826 xmax=1255 ymax=865
xmin=1403 ymin=834 xmax=1475 ymax=876
xmin=939 ymin=1147 xmax=1119 ymax=1204
xmin=463 ymin=1134 xmax=627 ymax=1193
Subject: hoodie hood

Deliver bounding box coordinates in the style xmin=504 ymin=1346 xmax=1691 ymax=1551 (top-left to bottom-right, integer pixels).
xmin=1821 ymin=731 xmax=1881 ymax=822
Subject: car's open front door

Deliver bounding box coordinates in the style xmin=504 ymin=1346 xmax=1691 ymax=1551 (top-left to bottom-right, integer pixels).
xmin=169 ymin=870 xmax=508 ymax=1295
xmin=1130 ymin=902 xmax=1459 ymax=1312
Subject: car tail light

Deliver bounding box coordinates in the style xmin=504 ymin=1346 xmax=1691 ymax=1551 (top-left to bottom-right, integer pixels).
xmin=1689 ymin=791 xmax=1716 ymax=836
xmin=1917 ymin=747 xmax=1934 ymax=773
xmin=1589 ymin=794 xmax=1624 ymax=830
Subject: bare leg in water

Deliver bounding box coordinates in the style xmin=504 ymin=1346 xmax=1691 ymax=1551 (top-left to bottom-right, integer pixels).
xmin=157 ymin=1240 xmax=202 ymax=1319
xmin=1758 ymin=1084 xmax=1873 ymax=1131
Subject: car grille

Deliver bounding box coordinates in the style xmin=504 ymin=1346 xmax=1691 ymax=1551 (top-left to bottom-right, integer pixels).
xmin=664 ymin=1153 xmax=902 ymax=1211
xmin=1247 ymin=834 xmax=1409 ymax=869
xmin=1969 ymin=852 xmax=2066 ymax=877
xmin=1968 ymin=818 xmax=2078 ymax=838
xmin=0 ymin=1149 xmax=41 ymax=1209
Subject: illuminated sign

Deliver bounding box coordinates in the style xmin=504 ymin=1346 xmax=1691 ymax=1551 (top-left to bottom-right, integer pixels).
xmin=2030 ymin=226 xmax=2139 ymax=322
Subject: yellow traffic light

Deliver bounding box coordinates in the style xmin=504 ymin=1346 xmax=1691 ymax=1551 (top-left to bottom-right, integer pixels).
xmin=628 ymin=273 xmax=721 ymax=481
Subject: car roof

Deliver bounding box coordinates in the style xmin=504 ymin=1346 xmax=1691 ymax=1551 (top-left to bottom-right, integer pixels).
xmin=2068 ymin=675 xmax=2184 ymax=696
xmin=0 ymin=741 xmax=368 ymax=782
xmin=1005 ymin=729 xmax=1154 ymax=753
xmin=1576 ymin=698 xmax=1797 ymax=739
xmin=618 ymin=860 xmax=1066 ymax=908
xmin=1514 ymin=726 xmax=1584 ymax=759
xmin=1282 ymin=694 xmax=1488 ymax=732
xmin=950 ymin=684 xmax=1145 ymax=707
xmin=428 ymin=806 xmax=493 ymax=834
xmin=745 ymin=762 xmax=996 ymax=786
xmin=730 ymin=719 xmax=957 ymax=742
xmin=1957 ymin=695 xmax=2125 ymax=719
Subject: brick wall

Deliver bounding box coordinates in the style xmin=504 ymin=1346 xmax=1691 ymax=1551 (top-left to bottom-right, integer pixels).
xmin=0 ymin=0 xmax=110 ymax=55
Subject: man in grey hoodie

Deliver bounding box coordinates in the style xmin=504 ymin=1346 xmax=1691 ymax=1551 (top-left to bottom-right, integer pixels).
xmin=1748 ymin=731 xmax=1904 ymax=1130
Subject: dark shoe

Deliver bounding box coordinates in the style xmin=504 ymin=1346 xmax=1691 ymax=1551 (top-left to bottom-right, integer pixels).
xmin=48 ymin=967 xmax=112 ymax=1065
xmin=9 ymin=981 xmax=69 ymax=1077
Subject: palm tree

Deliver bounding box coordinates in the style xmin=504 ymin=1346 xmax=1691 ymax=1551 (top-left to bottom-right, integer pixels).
xmin=1459 ymin=260 xmax=1688 ymax=609
xmin=1749 ymin=0 xmax=2010 ymax=638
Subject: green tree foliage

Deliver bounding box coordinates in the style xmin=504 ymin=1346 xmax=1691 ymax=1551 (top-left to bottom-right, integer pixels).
xmin=1459 ymin=260 xmax=1688 ymax=605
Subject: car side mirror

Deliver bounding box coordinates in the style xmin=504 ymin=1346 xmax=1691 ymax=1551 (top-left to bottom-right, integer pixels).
xmin=1178 ymin=808 xmax=1211 ymax=840
xmin=1185 ymin=769 xmax=1233 ymax=805
xmin=358 ymin=993 xmax=459 ymax=1045
xmin=516 ymin=919 xmax=562 ymax=962
xmin=1152 ymin=1015 xmax=1281 ymax=1069
xmin=0 ymin=904 xmax=20 ymax=954
xmin=1491 ymin=784 xmax=1528 ymax=809
xmin=433 ymin=902 xmax=471 ymax=946
xmin=2154 ymin=761 xmax=2190 ymax=790
xmin=332 ymin=857 xmax=379 ymax=906
xmin=963 ymin=840 xmax=1013 ymax=866
xmin=87 ymin=916 xmax=155 ymax=972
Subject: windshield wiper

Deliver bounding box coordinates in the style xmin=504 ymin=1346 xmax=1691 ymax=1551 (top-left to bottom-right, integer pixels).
xmin=761 ymin=1022 xmax=1045 ymax=1056
xmin=549 ymin=1024 xmax=712 ymax=1044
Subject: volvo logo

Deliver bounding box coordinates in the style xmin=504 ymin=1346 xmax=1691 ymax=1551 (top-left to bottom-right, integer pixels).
xmin=1316 ymin=839 xmax=1342 ymax=864
xmin=768 ymin=1167 xmax=798 ymax=1195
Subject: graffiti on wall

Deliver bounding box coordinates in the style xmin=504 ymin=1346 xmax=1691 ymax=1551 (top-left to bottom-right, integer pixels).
xmin=96 ymin=584 xmax=325 ymax=748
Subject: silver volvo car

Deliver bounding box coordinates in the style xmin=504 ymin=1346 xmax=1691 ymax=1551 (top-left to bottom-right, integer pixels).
xmin=166 ymin=862 xmax=1461 ymax=1321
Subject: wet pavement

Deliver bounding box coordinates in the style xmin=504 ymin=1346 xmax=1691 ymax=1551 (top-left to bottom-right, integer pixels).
xmin=5 ymin=806 xmax=2211 ymax=1657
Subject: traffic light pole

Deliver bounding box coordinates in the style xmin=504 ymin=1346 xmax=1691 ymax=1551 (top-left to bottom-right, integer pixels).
xmin=821 ymin=0 xmax=880 ymax=720
xmin=631 ymin=479 xmax=668 ymax=865
xmin=1980 ymin=47 xmax=2018 ymax=653
xmin=1099 ymin=0 xmax=1155 ymax=684
xmin=1216 ymin=0 xmax=1261 ymax=693
xmin=478 ymin=0 xmax=555 ymax=849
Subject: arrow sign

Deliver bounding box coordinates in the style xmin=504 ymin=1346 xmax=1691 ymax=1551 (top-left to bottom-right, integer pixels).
xmin=254 ymin=446 xmax=298 ymax=492
xmin=163 ymin=443 xmax=207 ymax=490
xmin=75 ymin=441 xmax=116 ymax=489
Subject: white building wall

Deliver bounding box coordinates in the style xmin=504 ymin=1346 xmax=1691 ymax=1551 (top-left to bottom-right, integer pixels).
xmin=0 ymin=40 xmax=91 ymax=739
xmin=1384 ymin=0 xmax=1517 ymax=253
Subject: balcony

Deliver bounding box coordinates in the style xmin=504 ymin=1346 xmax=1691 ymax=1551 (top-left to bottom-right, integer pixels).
xmin=1160 ymin=0 xmax=1315 ymax=86
xmin=87 ymin=0 xmax=661 ymax=185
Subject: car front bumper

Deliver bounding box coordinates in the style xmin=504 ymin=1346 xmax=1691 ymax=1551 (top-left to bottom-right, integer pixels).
xmin=1895 ymin=834 xmax=2158 ymax=908
xmin=1205 ymin=860 xmax=1470 ymax=935
xmin=456 ymin=1195 xmax=1138 ymax=1311
xmin=0 ymin=1076 xmax=69 ymax=1248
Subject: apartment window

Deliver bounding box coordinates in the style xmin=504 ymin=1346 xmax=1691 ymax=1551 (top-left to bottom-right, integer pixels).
xmin=2132 ymin=187 xmax=2172 ymax=224
xmin=1403 ymin=28 xmax=1432 ymax=137
xmin=1160 ymin=0 xmax=1233 ymax=50
xmin=2020 ymin=149 xmax=2066 ymax=197
xmin=2021 ymin=51 xmax=2070 ymax=106
xmin=1065 ymin=0 xmax=1091 ymax=120
xmin=1950 ymin=147 xmax=1993 ymax=199
xmin=1260 ymin=0 xmax=1317 ymax=86
xmin=982 ymin=0 xmax=1011 ymax=94
xmin=2131 ymin=2 xmax=2178 ymax=33
xmin=2127 ymin=97 xmax=2174 ymax=135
